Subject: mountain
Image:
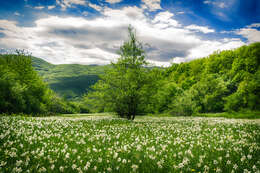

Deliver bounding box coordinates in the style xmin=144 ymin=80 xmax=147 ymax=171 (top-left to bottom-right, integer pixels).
xmin=31 ymin=57 xmax=105 ymax=100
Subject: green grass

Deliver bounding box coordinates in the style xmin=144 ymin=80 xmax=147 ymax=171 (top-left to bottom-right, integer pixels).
xmin=194 ymin=111 xmax=260 ymax=119
xmin=0 ymin=115 xmax=259 ymax=172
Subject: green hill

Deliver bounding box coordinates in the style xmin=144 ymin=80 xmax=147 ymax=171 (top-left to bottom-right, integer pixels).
xmin=31 ymin=57 xmax=105 ymax=100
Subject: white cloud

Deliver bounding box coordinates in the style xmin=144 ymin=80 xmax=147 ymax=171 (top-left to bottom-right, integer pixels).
xmin=88 ymin=3 xmax=102 ymax=12
xmin=142 ymin=0 xmax=161 ymax=11
xmin=34 ymin=6 xmax=45 ymax=10
xmin=177 ymin=11 xmax=185 ymax=15
xmin=56 ymin=0 xmax=86 ymax=10
xmin=236 ymin=28 xmax=260 ymax=43
xmin=203 ymin=0 xmax=227 ymax=8
xmin=188 ymin=38 xmax=244 ymax=61
xmin=0 ymin=6 xmax=246 ymax=66
xmin=48 ymin=5 xmax=56 ymax=10
xmin=14 ymin=12 xmax=20 ymax=16
xmin=246 ymin=23 xmax=260 ymax=28
xmin=105 ymin=0 xmax=122 ymax=4
xmin=152 ymin=11 xmax=180 ymax=28
xmin=186 ymin=24 xmax=215 ymax=33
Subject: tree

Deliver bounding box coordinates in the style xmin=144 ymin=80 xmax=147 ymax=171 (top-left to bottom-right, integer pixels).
xmin=86 ymin=26 xmax=149 ymax=120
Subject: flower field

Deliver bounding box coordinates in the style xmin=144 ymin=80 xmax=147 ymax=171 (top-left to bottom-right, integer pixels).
xmin=0 ymin=115 xmax=259 ymax=173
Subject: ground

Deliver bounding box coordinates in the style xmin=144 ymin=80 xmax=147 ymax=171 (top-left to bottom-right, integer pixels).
xmin=0 ymin=114 xmax=259 ymax=173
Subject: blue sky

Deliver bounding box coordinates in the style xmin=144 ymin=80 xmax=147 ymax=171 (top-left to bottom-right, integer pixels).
xmin=0 ymin=0 xmax=259 ymax=65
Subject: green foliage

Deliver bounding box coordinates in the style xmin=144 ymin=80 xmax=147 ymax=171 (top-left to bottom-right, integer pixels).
xmin=161 ymin=43 xmax=260 ymax=115
xmin=0 ymin=52 xmax=88 ymax=115
xmin=31 ymin=57 xmax=104 ymax=100
xmin=0 ymin=52 xmax=50 ymax=114
xmin=84 ymin=39 xmax=259 ymax=116
xmin=85 ymin=26 xmax=150 ymax=120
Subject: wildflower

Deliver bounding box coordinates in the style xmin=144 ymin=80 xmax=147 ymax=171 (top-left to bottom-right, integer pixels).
xmin=59 ymin=166 xmax=64 ymax=172
xmin=98 ymin=158 xmax=102 ymax=163
xmin=122 ymin=159 xmax=127 ymax=164
xmin=244 ymin=169 xmax=250 ymax=173
xmin=241 ymin=156 xmax=246 ymax=162
xmin=113 ymin=152 xmax=118 ymax=159
xmin=213 ymin=160 xmax=218 ymax=165
xmin=0 ymin=161 xmax=7 ymax=166
xmin=39 ymin=167 xmax=46 ymax=172
xmin=131 ymin=164 xmax=138 ymax=172
xmin=72 ymin=164 xmax=77 ymax=170
xmin=216 ymin=167 xmax=221 ymax=173
xmin=65 ymin=153 xmax=70 ymax=159
xmin=233 ymin=164 xmax=238 ymax=170
xmin=50 ymin=164 xmax=55 ymax=170
xmin=16 ymin=160 xmax=23 ymax=167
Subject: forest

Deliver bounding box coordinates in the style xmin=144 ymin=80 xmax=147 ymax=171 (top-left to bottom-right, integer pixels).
xmin=0 ymin=28 xmax=259 ymax=118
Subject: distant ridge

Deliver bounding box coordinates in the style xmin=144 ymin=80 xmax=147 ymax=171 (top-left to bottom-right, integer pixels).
xmin=31 ymin=57 xmax=105 ymax=100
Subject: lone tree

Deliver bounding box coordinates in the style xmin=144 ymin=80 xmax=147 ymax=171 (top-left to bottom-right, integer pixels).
xmin=86 ymin=26 xmax=149 ymax=120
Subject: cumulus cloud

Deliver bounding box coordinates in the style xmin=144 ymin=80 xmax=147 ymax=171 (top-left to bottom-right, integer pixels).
xmin=48 ymin=5 xmax=56 ymax=10
xmin=142 ymin=0 xmax=161 ymax=11
xmin=186 ymin=24 xmax=215 ymax=33
xmin=233 ymin=23 xmax=260 ymax=43
xmin=56 ymin=0 xmax=86 ymax=10
xmin=0 ymin=6 xmax=246 ymax=65
xmin=88 ymin=3 xmax=102 ymax=12
xmin=236 ymin=28 xmax=260 ymax=43
xmin=105 ymin=0 xmax=122 ymax=4
xmin=152 ymin=11 xmax=180 ymax=27
xmin=34 ymin=6 xmax=45 ymax=10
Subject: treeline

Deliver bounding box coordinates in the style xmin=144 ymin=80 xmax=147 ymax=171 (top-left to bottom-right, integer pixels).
xmin=0 ymin=52 xmax=89 ymax=115
xmin=1 ymin=33 xmax=259 ymax=117
xmin=85 ymin=42 xmax=260 ymax=116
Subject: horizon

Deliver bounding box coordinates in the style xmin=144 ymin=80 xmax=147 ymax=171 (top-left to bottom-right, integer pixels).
xmin=0 ymin=0 xmax=259 ymax=66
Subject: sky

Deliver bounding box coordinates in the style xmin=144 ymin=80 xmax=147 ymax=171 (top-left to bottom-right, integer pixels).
xmin=0 ymin=0 xmax=259 ymax=66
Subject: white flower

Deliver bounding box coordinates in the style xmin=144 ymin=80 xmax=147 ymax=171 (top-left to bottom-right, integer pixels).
xmin=98 ymin=158 xmax=102 ymax=163
xmin=16 ymin=160 xmax=23 ymax=167
xmin=72 ymin=164 xmax=77 ymax=170
xmin=241 ymin=156 xmax=246 ymax=162
xmin=59 ymin=166 xmax=64 ymax=172
xmin=39 ymin=167 xmax=46 ymax=172
xmin=0 ymin=161 xmax=7 ymax=166
xmin=50 ymin=164 xmax=55 ymax=170
xmin=84 ymin=162 xmax=91 ymax=171
xmin=213 ymin=160 xmax=218 ymax=165
xmin=113 ymin=152 xmax=118 ymax=159
xmin=216 ymin=167 xmax=222 ymax=173
xmin=131 ymin=164 xmax=138 ymax=172
xmin=233 ymin=164 xmax=238 ymax=170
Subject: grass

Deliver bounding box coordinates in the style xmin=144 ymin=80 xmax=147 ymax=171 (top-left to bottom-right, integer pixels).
xmin=0 ymin=115 xmax=259 ymax=173
xmin=194 ymin=111 xmax=260 ymax=119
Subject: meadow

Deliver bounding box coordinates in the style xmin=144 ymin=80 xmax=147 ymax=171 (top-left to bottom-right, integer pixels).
xmin=0 ymin=115 xmax=259 ymax=173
